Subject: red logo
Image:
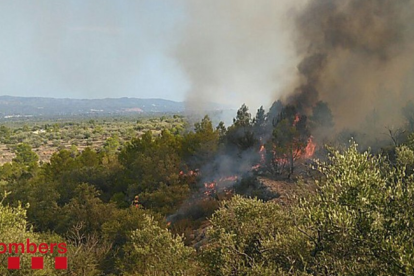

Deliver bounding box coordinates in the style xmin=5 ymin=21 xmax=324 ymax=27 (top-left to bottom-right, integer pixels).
xmin=1 ymin=239 xmax=67 ymax=270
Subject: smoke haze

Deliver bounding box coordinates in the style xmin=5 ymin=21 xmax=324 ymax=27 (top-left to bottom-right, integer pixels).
xmin=178 ymin=0 xmax=414 ymax=140
xmin=0 ymin=1 xmax=187 ymax=100
xmin=288 ymin=0 xmax=414 ymax=134
xmin=3 ymin=0 xmax=414 ymax=133
xmin=176 ymin=0 xmax=306 ymax=110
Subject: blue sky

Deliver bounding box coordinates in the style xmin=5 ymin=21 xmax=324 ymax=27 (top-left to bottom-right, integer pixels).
xmin=0 ymin=0 xmax=300 ymax=109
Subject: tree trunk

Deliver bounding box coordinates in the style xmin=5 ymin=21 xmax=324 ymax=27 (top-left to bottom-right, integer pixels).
xmin=288 ymin=148 xmax=294 ymax=179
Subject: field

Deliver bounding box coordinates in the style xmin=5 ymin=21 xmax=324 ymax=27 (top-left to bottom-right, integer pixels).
xmin=0 ymin=114 xmax=186 ymax=164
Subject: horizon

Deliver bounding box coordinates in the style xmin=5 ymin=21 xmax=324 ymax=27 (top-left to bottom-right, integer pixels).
xmin=0 ymin=94 xmax=238 ymax=110
xmin=0 ymin=1 xmax=298 ymax=111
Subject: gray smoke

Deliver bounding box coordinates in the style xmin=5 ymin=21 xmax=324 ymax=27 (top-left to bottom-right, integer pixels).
xmin=178 ymin=0 xmax=414 ymax=142
xmin=288 ymin=0 xmax=414 ymax=135
xmin=176 ymin=0 xmax=306 ymax=111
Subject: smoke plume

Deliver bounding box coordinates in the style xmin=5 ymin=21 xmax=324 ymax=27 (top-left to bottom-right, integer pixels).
xmin=288 ymin=0 xmax=414 ymax=134
xmin=176 ymin=0 xmax=305 ymax=111
xmin=178 ymin=0 xmax=414 ymax=142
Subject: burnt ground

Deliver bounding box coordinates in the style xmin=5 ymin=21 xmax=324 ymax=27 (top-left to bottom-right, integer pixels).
xmin=189 ymin=166 xmax=318 ymax=248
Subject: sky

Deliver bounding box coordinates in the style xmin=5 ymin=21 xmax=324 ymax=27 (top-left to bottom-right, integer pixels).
xmin=0 ymin=0 xmax=302 ymax=109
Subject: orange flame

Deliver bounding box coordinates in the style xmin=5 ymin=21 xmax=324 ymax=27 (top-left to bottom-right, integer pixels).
xmin=293 ymin=114 xmax=300 ymax=126
xmin=204 ymin=182 xmax=216 ymax=196
xmin=252 ymin=145 xmax=266 ymax=171
xmin=203 ymin=176 xmax=238 ymax=197
xmin=259 ymin=145 xmax=265 ymax=163
xmin=303 ymin=137 xmax=316 ymax=159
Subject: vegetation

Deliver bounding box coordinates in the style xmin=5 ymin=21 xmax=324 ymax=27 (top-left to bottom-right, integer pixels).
xmin=0 ymin=104 xmax=414 ymax=275
xmin=0 ymin=115 xmax=186 ymax=165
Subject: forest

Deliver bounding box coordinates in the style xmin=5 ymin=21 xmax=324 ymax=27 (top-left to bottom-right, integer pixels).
xmin=0 ymin=100 xmax=414 ymax=275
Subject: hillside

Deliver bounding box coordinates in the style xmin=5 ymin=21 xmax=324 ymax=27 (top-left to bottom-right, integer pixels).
xmin=0 ymin=96 xmax=186 ymax=117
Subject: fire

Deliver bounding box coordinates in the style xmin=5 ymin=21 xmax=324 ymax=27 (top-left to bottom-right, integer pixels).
xmin=293 ymin=114 xmax=300 ymax=126
xmin=203 ymin=176 xmax=238 ymax=197
xmin=259 ymin=145 xmax=265 ymax=163
xmin=303 ymin=136 xmax=316 ymax=159
xmin=252 ymin=145 xmax=266 ymax=171
xmin=204 ymin=182 xmax=216 ymax=196
xmin=293 ymin=114 xmax=316 ymax=158
xmin=275 ymin=157 xmax=289 ymax=165
xmin=204 ymin=182 xmax=216 ymax=189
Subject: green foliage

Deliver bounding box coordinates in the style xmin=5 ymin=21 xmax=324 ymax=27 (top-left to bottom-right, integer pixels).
xmin=104 ymin=135 xmax=120 ymax=155
xmin=59 ymin=184 xmax=116 ymax=234
xmin=253 ymin=106 xmax=267 ymax=139
xmin=0 ymin=194 xmax=67 ymax=275
xmin=182 ymin=115 xmax=219 ymax=169
xmin=201 ymin=195 xmax=308 ymax=276
xmin=271 ymin=105 xmax=310 ymax=176
xmin=4 ymin=113 xmax=414 ymax=275
xmin=254 ymin=106 xmax=266 ymax=128
xmin=13 ymin=143 xmax=39 ymax=167
xmin=199 ymin=141 xmax=414 ymax=275
xmin=120 ymin=215 xmax=200 ymax=276
xmin=407 ymin=132 xmax=414 ymax=150
xmin=225 ymin=104 xmax=258 ymax=152
xmin=119 ymin=130 xmax=189 ymax=215
xmin=216 ymin=121 xmax=227 ymax=140
xmin=233 ymin=104 xmax=252 ymax=128
xmin=300 ymin=141 xmax=414 ymax=275
xmin=0 ymin=125 xmax=11 ymax=143
xmin=26 ymin=178 xmax=61 ymax=231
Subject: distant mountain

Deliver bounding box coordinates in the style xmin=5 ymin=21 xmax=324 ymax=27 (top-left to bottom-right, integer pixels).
xmin=0 ymin=96 xmax=188 ymax=117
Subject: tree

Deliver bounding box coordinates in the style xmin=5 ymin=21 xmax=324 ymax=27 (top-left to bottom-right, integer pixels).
xmin=0 ymin=125 xmax=11 ymax=143
xmin=271 ymin=105 xmax=310 ymax=177
xmin=182 ymin=115 xmax=219 ymax=169
xmin=201 ymin=195 xmax=308 ymax=275
xmin=299 ymin=142 xmax=414 ymax=275
xmin=216 ymin=121 xmax=227 ymax=141
xmin=59 ymin=184 xmax=115 ymax=234
xmin=103 ymin=135 xmax=120 ymax=155
xmin=119 ymin=215 xmax=200 ymax=275
xmin=310 ymin=101 xmax=334 ymax=128
xmin=226 ymin=104 xmax=258 ymax=152
xmin=254 ymin=106 xmax=266 ymax=127
xmin=26 ymin=177 xmax=61 ymax=231
xmin=13 ymin=143 xmax=38 ymax=167
xmin=0 ymin=194 xmax=68 ymax=275
xmin=254 ymin=106 xmax=267 ymax=140
xmin=233 ymin=104 xmax=251 ymax=127
xmin=118 ymin=130 xmax=189 ymax=215
xmin=266 ymin=100 xmax=283 ymax=129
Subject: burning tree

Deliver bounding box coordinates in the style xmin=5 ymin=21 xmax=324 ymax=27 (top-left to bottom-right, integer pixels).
xmin=271 ymin=105 xmax=311 ymax=178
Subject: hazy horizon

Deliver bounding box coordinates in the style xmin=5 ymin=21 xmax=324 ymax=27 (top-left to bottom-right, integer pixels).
xmin=1 ymin=0 xmax=300 ymax=111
